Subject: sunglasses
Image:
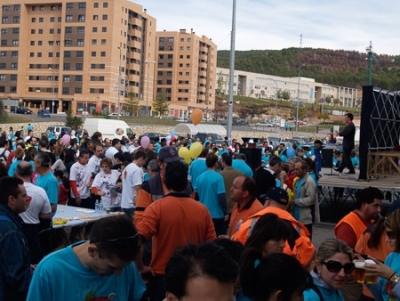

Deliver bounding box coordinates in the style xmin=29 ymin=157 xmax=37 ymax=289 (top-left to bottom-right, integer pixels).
xmin=320 ymin=260 xmax=355 ymax=274
xmin=386 ymin=230 xmax=395 ymax=240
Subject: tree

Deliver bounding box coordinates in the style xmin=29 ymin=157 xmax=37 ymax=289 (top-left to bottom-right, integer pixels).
xmin=0 ymin=99 xmax=8 ymax=123
xmin=325 ymin=96 xmax=332 ymax=104
xmin=248 ymin=89 xmax=254 ymax=97
xmin=217 ymin=72 xmax=224 ymax=95
xmin=276 ymin=89 xmax=282 ymax=99
xmin=152 ymin=92 xmax=169 ymax=117
xmin=65 ymin=108 xmax=83 ymax=130
xmin=333 ymin=98 xmax=340 ymax=106
xmin=260 ymin=90 xmax=265 ymax=99
xmin=125 ymin=91 xmax=139 ymax=116
xmin=281 ymin=90 xmax=291 ymax=100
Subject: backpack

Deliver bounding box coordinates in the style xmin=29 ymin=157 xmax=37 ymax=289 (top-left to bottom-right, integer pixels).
xmin=0 ymin=149 xmax=7 ymax=166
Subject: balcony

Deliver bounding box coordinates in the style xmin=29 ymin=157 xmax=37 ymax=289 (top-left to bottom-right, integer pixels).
xmin=128 ymin=40 xmax=141 ymax=49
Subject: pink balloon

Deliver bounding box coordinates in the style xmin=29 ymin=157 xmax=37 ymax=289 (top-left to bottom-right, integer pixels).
xmin=61 ymin=134 xmax=71 ymax=145
xmin=141 ymin=136 xmax=150 ymax=149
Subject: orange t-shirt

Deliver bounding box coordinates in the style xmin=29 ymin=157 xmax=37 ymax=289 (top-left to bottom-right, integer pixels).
xmin=228 ymin=198 xmax=263 ymax=237
xmin=136 ymin=193 xmax=217 ymax=275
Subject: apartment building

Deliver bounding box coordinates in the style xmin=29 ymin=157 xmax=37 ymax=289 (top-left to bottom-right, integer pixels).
xmin=0 ymin=0 xmax=156 ymax=115
xmin=216 ymin=67 xmax=359 ymax=108
xmin=155 ymin=29 xmax=217 ymax=119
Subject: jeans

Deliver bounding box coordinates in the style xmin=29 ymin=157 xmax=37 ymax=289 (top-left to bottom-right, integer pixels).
xmin=122 ymin=207 xmax=135 ymax=219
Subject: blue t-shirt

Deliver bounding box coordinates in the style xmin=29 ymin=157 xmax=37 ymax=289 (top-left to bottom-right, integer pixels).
xmin=8 ymin=159 xmax=22 ymax=176
xmin=232 ymin=160 xmax=253 ymax=177
xmin=34 ymin=171 xmax=59 ymax=205
xmin=303 ymin=271 xmax=344 ymax=301
xmin=194 ymin=170 xmax=226 ymax=218
xmin=293 ymin=177 xmax=305 ymax=221
xmin=27 ymin=242 xmax=146 ymax=301
xmin=218 ymin=149 xmax=229 ymax=157
xmin=188 ymin=158 xmax=207 ymax=185
xmin=351 ymin=156 xmax=360 ymax=167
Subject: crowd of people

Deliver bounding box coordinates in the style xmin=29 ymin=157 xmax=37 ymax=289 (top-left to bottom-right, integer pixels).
xmin=0 ymin=113 xmax=399 ymax=301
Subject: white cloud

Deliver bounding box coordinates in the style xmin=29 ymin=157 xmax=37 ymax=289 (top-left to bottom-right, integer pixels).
xmin=139 ymin=0 xmax=400 ymax=55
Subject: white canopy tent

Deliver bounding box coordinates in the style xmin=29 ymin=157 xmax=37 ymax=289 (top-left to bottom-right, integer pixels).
xmin=173 ymin=123 xmax=227 ymax=137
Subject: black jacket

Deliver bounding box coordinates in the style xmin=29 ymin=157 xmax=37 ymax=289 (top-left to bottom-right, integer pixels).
xmin=339 ymin=122 xmax=356 ymax=150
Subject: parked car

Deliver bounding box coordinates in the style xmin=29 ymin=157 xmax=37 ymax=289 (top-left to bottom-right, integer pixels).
xmin=38 ymin=109 xmax=51 ymax=118
xmin=255 ymin=122 xmax=273 ymax=127
xmin=175 ymin=118 xmax=189 ymax=123
xmin=10 ymin=106 xmax=32 ymax=114
xmin=46 ymin=126 xmax=72 ymax=139
xmin=193 ymin=133 xmax=225 ymax=145
xmin=233 ymin=118 xmax=249 ymax=126
xmin=108 ymin=113 xmax=122 ymax=117
xmin=138 ymin=132 xmax=167 ymax=143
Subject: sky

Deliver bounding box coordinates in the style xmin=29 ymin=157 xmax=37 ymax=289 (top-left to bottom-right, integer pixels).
xmin=140 ymin=0 xmax=400 ymax=56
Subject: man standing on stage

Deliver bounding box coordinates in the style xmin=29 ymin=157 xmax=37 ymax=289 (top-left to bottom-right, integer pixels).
xmin=335 ymin=113 xmax=356 ymax=174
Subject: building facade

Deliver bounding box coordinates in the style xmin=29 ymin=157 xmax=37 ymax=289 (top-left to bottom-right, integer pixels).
xmin=216 ymin=67 xmax=359 ymax=108
xmin=0 ymin=0 xmax=156 ymax=115
xmin=155 ymin=29 xmax=217 ymax=119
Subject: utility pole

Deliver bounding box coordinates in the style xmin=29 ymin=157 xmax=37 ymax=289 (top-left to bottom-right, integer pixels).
xmin=227 ymin=0 xmax=236 ymax=140
xmin=366 ymin=41 xmax=377 ymax=86
xmin=117 ymin=46 xmax=121 ymax=120
xmin=295 ymin=34 xmax=302 ymax=134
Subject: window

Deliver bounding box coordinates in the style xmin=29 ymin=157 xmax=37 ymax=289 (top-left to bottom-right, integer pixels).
xmin=64 ymin=40 xmax=72 ymax=46
xmin=1 ymin=29 xmax=7 ymax=35
xmin=0 ymin=63 xmax=6 ymax=69
xmin=66 ymin=15 xmax=73 ymax=22
xmin=159 ymin=46 xmax=164 ymax=51
xmin=30 ymin=52 xmax=34 ymax=57
xmin=75 ymin=63 xmax=83 ymax=70
xmin=63 ymin=75 xmax=70 ymax=82
xmin=48 ymin=41 xmax=54 ymax=46
xmin=38 ymin=29 xmax=43 ymax=34
xmin=187 ymin=55 xmax=190 ymax=59
xmin=76 ymin=51 xmax=83 ymax=58
xmin=62 ymin=87 xmax=69 ymax=94
xmin=51 ymin=5 xmax=56 ymax=11
xmin=36 ymin=64 xmax=41 ymax=69
xmin=101 ymin=27 xmax=107 ymax=32
xmin=57 ymin=28 xmax=61 ymax=34
xmin=168 ymin=54 xmax=173 ymax=59
xmin=49 ymin=29 xmax=54 ymax=34
xmin=77 ymin=39 xmax=84 ymax=46
xmin=50 ymin=17 xmax=55 ymax=22
xmin=48 ymin=52 xmax=53 ymax=57
xmin=1 ymin=40 xmax=6 ymax=46
xmin=180 ymin=38 xmax=184 ymax=42
xmin=79 ymin=2 xmax=86 ymax=9
xmin=101 ymin=39 xmax=106 ymax=45
xmin=93 ymin=15 xmax=98 ymax=20
xmin=187 ymin=38 xmax=191 ymax=42
xmin=40 ymin=5 xmax=45 ymax=11
xmin=0 ymin=51 xmax=6 ymax=58
xmin=100 ymin=51 xmax=106 ymax=57
xmin=75 ymin=75 xmax=82 ymax=82
xmin=180 ymin=46 xmax=184 ymax=50
xmin=90 ymin=76 xmax=95 ymax=81
xmin=0 ymin=75 xmax=5 ymax=81
xmin=63 ymin=63 xmax=70 ymax=70
xmin=159 ymin=37 xmax=164 ymax=42
xmin=91 ymin=51 xmax=96 ymax=57
xmin=102 ymin=15 xmax=108 ymax=20
xmin=39 ymin=17 xmax=43 ymax=23
xmin=89 ymin=88 xmax=95 ymax=93
xmin=99 ymin=76 xmax=104 ymax=81
xmin=11 ymin=51 xmax=17 ymax=58
xmin=64 ymin=51 xmax=71 ymax=57
xmin=56 ymin=52 xmax=60 ymax=57
xmin=78 ymin=27 xmax=84 ymax=34
xmin=10 ymin=74 xmax=17 ymax=81
xmin=11 ymin=63 xmax=17 ymax=69
xmin=38 ymin=41 xmax=43 ymax=45
xmin=78 ymin=15 xmax=85 ymax=22
xmin=13 ymin=16 xmax=20 ymax=23
xmin=90 ymin=64 xmax=96 ymax=69
xmin=92 ymin=39 xmax=97 ymax=45
xmin=37 ymin=52 xmax=42 ymax=57
xmin=58 ymin=17 xmax=62 ymax=22
xmin=94 ymin=3 xmax=99 ymax=8
xmin=99 ymin=88 xmax=104 ymax=94
xmin=75 ymin=87 xmax=82 ymax=93
xmin=29 ymin=64 xmax=34 ymax=69
xmin=2 ymin=6 xmax=9 ymax=12
xmin=99 ymin=64 xmax=105 ymax=69
xmin=168 ymin=37 xmax=174 ymax=42
xmin=2 ymin=17 xmax=9 ymax=24
xmin=92 ymin=27 xmax=97 ymax=32
xmin=30 ymin=41 xmax=35 ymax=46
xmin=187 ymin=46 xmax=191 ymax=50
xmin=10 ymin=86 xmax=16 ymax=93
xmin=103 ymin=2 xmax=108 ymax=8
xmin=12 ymin=28 xmax=19 ymax=34
xmin=66 ymin=3 xmax=73 ymax=10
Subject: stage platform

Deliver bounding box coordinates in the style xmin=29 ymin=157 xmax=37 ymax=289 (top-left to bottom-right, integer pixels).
xmin=317 ymin=169 xmax=400 ymax=223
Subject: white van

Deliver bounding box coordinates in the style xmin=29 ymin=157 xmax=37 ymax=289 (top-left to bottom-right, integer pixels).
xmin=83 ymin=118 xmax=135 ymax=140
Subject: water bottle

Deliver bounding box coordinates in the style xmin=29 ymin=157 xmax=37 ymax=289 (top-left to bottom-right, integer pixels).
xmin=95 ymin=200 xmax=100 ymax=213
xmin=98 ymin=200 xmax=104 ymax=213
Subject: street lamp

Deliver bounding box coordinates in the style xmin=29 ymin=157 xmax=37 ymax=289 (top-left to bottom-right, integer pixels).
xmin=117 ymin=46 xmax=121 ymax=120
xmin=295 ymin=65 xmax=304 ymax=134
xmin=49 ymin=67 xmax=55 ymax=114
xmin=145 ymin=60 xmax=156 ymax=117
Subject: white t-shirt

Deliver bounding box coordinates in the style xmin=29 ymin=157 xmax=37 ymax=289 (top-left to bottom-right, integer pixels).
xmin=87 ymin=155 xmax=102 ymax=175
xmin=128 ymin=145 xmax=139 ymax=154
xmin=91 ymin=170 xmax=121 ymax=208
xmin=121 ymin=162 xmax=143 ymax=209
xmin=105 ymin=147 xmax=119 ymax=165
xmin=0 ymin=148 xmax=10 ymax=160
xmin=69 ymin=161 xmax=91 ymax=199
xmin=19 ymin=182 xmax=52 ymax=224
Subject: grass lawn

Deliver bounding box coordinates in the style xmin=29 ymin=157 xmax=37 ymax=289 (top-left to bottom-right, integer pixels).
xmin=0 ymin=114 xmax=33 ymax=123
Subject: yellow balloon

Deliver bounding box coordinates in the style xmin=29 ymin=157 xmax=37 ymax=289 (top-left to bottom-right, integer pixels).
xmin=178 ymin=147 xmax=191 ymax=164
xmin=191 ymin=108 xmax=203 ymax=126
xmin=190 ymin=142 xmax=203 ymax=159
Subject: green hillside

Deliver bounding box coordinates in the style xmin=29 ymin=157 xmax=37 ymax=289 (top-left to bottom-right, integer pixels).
xmin=217 ymin=48 xmax=400 ymax=90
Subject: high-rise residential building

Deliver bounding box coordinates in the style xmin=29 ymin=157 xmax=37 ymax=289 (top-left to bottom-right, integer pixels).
xmin=0 ymin=0 xmax=156 ymax=115
xmin=155 ymin=29 xmax=217 ymax=119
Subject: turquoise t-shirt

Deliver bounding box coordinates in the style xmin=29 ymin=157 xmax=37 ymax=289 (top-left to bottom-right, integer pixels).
xmin=293 ymin=177 xmax=305 ymax=221
xmin=188 ymin=158 xmax=207 ymax=185
xmin=7 ymin=159 xmax=22 ymax=176
xmin=27 ymin=242 xmax=146 ymax=301
xmin=194 ymin=170 xmax=226 ymax=219
xmin=303 ymin=271 xmax=344 ymax=301
xmin=34 ymin=171 xmax=59 ymax=205
xmin=232 ymin=160 xmax=253 ymax=177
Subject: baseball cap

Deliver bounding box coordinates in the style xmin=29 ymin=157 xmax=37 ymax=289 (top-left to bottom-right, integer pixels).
xmin=158 ymin=146 xmax=182 ymax=163
xmin=265 ymin=187 xmax=289 ymax=205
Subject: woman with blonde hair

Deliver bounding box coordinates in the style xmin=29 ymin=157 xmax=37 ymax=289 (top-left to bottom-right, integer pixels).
xmin=304 ymin=238 xmax=355 ymax=301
